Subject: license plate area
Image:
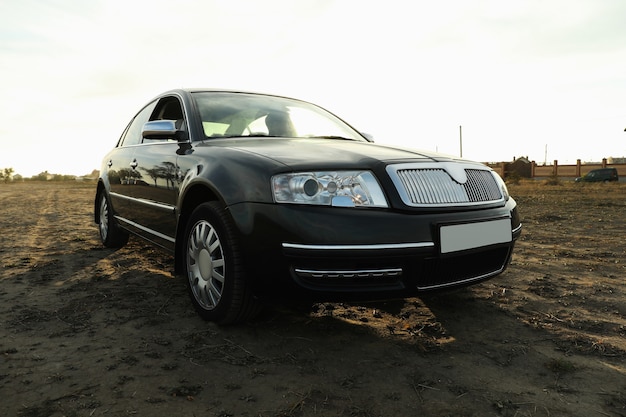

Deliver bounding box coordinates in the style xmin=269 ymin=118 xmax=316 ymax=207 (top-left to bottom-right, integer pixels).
xmin=439 ymin=218 xmax=512 ymax=254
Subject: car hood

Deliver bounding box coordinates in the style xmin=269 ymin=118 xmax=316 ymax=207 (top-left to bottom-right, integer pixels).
xmin=200 ymin=137 xmax=470 ymax=169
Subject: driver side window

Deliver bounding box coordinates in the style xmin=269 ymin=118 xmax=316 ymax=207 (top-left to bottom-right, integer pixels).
xmin=119 ymin=100 xmax=158 ymax=147
xmin=149 ymin=97 xmax=186 ymax=134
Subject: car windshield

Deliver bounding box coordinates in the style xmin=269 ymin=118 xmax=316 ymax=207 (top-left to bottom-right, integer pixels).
xmin=192 ymin=92 xmax=365 ymax=141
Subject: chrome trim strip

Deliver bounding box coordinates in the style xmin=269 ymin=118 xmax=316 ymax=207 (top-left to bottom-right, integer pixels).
xmin=136 ymin=199 xmax=176 ymax=212
xmin=110 ymin=192 xmax=133 ymax=201
xmin=114 ymin=216 xmax=176 ymax=243
xmin=416 ymin=264 xmax=506 ymax=291
xmin=295 ymin=268 xmax=402 ymax=278
xmin=110 ymin=192 xmax=175 ymax=213
xmin=283 ymin=242 xmax=434 ymax=250
xmin=512 ymin=223 xmax=523 ymax=235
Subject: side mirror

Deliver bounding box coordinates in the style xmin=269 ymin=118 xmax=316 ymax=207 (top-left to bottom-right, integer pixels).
xmin=142 ymin=120 xmax=187 ymax=141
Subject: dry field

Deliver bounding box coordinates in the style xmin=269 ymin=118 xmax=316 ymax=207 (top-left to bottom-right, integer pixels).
xmin=1 ymin=180 xmax=625 ymax=417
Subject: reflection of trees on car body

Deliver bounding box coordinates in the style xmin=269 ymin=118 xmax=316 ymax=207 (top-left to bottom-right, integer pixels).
xmin=141 ymin=162 xmax=177 ymax=189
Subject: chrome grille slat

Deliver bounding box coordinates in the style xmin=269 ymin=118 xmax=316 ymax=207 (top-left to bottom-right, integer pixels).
xmin=388 ymin=164 xmax=504 ymax=207
xmin=399 ymin=169 xmax=465 ymax=204
xmin=465 ymin=169 xmax=501 ymax=202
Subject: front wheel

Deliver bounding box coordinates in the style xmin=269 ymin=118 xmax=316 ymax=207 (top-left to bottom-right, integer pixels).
xmin=183 ymin=202 xmax=261 ymax=324
xmin=98 ymin=191 xmax=129 ymax=248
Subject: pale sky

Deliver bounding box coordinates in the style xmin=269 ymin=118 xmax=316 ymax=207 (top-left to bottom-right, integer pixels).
xmin=1 ymin=0 xmax=625 ymax=177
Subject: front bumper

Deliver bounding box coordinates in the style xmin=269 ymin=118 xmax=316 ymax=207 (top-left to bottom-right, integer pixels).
xmin=282 ymin=236 xmax=518 ymax=294
xmin=228 ymin=198 xmax=521 ymax=300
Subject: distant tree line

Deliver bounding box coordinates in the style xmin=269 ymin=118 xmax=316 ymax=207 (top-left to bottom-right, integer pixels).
xmin=0 ymin=168 xmax=99 ymax=182
xmin=30 ymin=171 xmax=79 ymax=181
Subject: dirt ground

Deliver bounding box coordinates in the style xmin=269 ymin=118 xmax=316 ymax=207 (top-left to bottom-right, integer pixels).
xmin=1 ymin=180 xmax=625 ymax=417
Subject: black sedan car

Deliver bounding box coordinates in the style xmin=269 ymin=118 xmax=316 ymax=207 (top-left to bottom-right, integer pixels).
xmin=95 ymin=89 xmax=522 ymax=324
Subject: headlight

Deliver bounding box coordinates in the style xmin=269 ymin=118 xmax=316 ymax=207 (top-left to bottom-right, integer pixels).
xmin=272 ymin=171 xmax=388 ymax=208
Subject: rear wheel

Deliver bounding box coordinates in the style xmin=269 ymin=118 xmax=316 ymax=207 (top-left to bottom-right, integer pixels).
xmin=98 ymin=191 xmax=129 ymax=248
xmin=183 ymin=202 xmax=261 ymax=324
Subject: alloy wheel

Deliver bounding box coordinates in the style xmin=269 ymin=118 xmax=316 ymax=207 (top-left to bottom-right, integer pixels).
xmin=186 ymin=220 xmax=226 ymax=310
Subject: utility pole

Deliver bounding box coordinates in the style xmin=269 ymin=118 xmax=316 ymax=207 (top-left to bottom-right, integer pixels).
xmin=459 ymin=125 xmax=463 ymax=158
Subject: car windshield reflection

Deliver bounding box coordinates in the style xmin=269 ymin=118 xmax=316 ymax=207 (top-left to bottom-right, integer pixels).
xmin=192 ymin=92 xmax=364 ymax=141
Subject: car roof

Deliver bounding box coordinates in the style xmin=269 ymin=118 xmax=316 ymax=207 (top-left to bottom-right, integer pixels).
xmin=162 ymin=88 xmax=296 ymax=100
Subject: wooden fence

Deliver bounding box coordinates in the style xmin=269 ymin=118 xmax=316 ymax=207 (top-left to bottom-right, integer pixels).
xmin=486 ymin=159 xmax=626 ymax=180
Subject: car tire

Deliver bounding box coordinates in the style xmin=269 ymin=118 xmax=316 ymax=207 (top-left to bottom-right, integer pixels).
xmin=183 ymin=202 xmax=261 ymax=324
xmin=98 ymin=191 xmax=129 ymax=248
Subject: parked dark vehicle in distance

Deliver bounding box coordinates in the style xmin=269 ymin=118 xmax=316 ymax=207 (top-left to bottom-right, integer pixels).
xmin=575 ymin=167 xmax=619 ymax=183
xmin=95 ymin=89 xmax=522 ymax=324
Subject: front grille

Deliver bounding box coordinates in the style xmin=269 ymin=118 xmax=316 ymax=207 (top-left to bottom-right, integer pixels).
xmin=388 ymin=164 xmax=503 ymax=207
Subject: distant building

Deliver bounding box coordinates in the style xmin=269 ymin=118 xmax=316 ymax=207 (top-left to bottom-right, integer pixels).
xmin=505 ymin=156 xmax=531 ymax=178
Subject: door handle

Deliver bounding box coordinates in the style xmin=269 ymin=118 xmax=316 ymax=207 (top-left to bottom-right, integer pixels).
xmin=130 ymin=159 xmax=138 ymax=169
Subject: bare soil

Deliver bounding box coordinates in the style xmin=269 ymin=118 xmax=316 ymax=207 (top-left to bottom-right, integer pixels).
xmin=1 ymin=181 xmax=625 ymax=417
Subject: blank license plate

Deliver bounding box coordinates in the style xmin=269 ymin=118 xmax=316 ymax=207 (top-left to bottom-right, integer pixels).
xmin=440 ymin=218 xmax=512 ymax=254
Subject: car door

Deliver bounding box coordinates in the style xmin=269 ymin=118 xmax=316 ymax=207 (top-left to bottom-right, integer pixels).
xmin=124 ymin=96 xmax=186 ymax=250
xmin=106 ymin=100 xmax=158 ymax=224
